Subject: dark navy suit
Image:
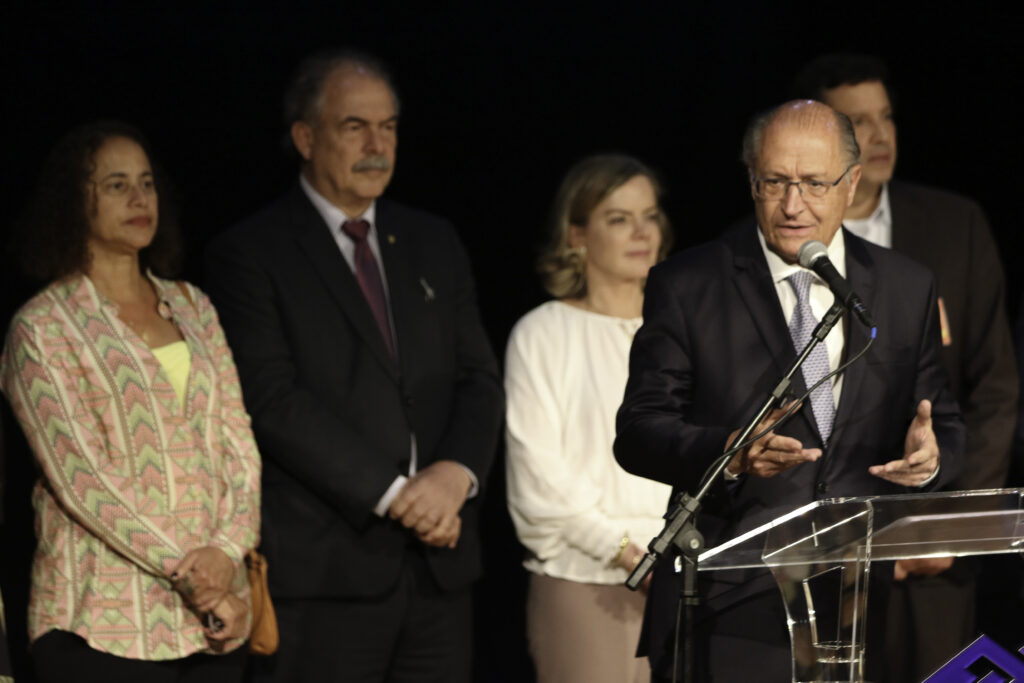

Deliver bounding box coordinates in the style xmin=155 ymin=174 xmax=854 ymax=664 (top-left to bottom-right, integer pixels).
xmin=614 ymin=226 xmax=964 ymax=682
xmin=205 ymin=186 xmax=503 ymax=682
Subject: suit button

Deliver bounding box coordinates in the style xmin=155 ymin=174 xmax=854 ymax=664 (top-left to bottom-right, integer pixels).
xmin=403 ymin=394 xmax=415 ymax=407
xmin=816 ymin=481 xmax=828 ymax=495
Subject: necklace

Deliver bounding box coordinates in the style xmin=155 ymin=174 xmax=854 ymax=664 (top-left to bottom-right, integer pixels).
xmin=113 ymin=297 xmax=160 ymax=345
xmin=123 ymin=317 xmax=152 ymax=344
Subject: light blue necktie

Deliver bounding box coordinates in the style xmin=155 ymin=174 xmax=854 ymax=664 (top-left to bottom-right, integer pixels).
xmin=787 ymin=271 xmax=835 ymax=443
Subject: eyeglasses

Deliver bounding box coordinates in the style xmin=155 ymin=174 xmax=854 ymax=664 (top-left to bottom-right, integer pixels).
xmin=751 ymin=164 xmax=856 ymax=200
xmin=90 ymin=176 xmax=157 ymax=198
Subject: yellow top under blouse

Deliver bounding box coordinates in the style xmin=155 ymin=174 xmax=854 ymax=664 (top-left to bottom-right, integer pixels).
xmin=152 ymin=340 xmax=191 ymax=409
xmin=0 ymin=274 xmax=260 ymax=659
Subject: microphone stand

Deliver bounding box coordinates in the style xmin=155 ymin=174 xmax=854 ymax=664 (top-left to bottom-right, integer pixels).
xmin=627 ymin=301 xmax=845 ymax=683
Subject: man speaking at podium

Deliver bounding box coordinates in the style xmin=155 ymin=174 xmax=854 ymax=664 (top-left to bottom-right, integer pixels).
xmin=614 ymin=100 xmax=964 ymax=682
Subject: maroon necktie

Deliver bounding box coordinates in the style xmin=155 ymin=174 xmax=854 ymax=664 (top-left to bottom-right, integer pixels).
xmin=341 ymin=219 xmax=395 ymax=359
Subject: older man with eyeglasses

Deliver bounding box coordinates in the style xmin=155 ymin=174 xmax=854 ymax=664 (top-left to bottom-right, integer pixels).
xmin=614 ymin=100 xmax=965 ymax=682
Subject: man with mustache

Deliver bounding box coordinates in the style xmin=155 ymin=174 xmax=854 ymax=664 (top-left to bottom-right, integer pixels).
xmin=793 ymin=54 xmax=1017 ymax=682
xmin=205 ymin=50 xmax=503 ymax=683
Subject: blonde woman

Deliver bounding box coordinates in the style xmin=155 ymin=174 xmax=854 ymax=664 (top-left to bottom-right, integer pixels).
xmin=505 ymin=154 xmax=673 ymax=683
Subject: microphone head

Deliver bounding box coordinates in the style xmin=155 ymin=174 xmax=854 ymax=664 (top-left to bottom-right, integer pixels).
xmin=798 ymin=240 xmax=828 ymax=269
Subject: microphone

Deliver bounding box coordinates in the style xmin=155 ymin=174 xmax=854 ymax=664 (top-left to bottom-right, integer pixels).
xmin=798 ymin=241 xmax=875 ymax=327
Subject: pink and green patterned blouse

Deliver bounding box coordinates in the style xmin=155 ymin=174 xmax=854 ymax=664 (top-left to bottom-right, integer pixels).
xmin=1 ymin=273 xmax=261 ymax=660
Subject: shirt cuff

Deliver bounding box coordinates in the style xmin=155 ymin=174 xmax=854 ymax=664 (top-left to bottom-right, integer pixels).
xmin=374 ymin=475 xmax=409 ymax=517
xmin=915 ymin=463 xmax=940 ymax=488
xmin=457 ymin=463 xmax=479 ymax=499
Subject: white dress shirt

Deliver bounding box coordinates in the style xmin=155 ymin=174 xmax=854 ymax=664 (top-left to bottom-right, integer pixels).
xmin=299 ymin=176 xmax=478 ymax=516
xmin=756 ymin=226 xmax=935 ymax=485
xmin=757 ymin=228 xmax=846 ymax=406
xmin=300 ymin=174 xmax=391 ymax=294
xmin=842 ymin=184 xmax=892 ymax=248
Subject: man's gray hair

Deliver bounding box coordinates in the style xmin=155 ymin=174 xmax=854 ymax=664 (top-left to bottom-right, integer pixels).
xmin=283 ymin=48 xmax=400 ymax=127
xmin=741 ymin=102 xmax=861 ymax=171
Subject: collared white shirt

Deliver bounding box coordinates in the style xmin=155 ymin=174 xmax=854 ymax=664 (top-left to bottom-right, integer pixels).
xmin=757 ymin=228 xmax=846 ymax=406
xmin=842 ymin=184 xmax=892 ymax=248
xmin=300 ymin=175 xmax=404 ymax=359
xmin=301 ymin=175 xmax=412 ymax=515
xmin=300 ymin=174 xmax=390 ymax=293
xmin=756 ymin=226 xmax=936 ymax=485
xmin=299 ymin=175 xmax=479 ymax=513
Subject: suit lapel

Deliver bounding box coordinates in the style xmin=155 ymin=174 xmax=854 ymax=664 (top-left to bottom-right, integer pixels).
xmin=728 ymin=228 xmax=808 ymax=394
xmin=290 ymin=189 xmax=399 ymax=381
xmin=375 ymin=200 xmax=417 ymax=379
xmin=728 ymin=228 xmax=826 ymax=440
xmin=887 ymin=182 xmax=922 ymax=253
xmin=729 ymin=228 xmax=795 ymax=369
xmin=830 ymin=229 xmax=876 ymax=445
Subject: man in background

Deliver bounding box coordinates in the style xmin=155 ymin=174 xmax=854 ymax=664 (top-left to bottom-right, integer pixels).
xmin=793 ymin=54 xmax=1018 ymax=682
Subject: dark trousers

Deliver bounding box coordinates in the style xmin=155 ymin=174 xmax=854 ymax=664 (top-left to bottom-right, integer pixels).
xmin=652 ymin=634 xmax=792 ymax=683
xmin=882 ymin=570 xmax=977 ymax=683
xmin=251 ymin=554 xmax=472 ymax=683
xmin=651 ymin=590 xmax=794 ymax=683
xmin=32 ymin=630 xmax=247 ymax=683
xmin=649 ymin=575 xmax=893 ymax=683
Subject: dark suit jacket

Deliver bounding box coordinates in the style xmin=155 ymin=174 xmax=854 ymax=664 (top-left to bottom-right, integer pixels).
xmin=889 ymin=180 xmax=1017 ymax=491
xmin=880 ymin=182 xmax=1018 ymax=680
xmin=614 ymin=226 xmax=965 ymax=672
xmin=724 ymin=184 xmax=1017 ymax=491
xmin=204 ymin=186 xmax=503 ymax=600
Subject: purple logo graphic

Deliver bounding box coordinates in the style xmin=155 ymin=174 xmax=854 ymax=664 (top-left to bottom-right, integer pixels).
xmin=923 ymin=634 xmax=1024 ymax=682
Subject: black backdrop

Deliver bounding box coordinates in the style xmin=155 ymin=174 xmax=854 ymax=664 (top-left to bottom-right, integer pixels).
xmin=2 ymin=2 xmax=1023 ymax=681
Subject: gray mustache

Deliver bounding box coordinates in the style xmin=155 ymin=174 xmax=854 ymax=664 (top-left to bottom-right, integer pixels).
xmin=352 ymin=156 xmax=392 ymax=172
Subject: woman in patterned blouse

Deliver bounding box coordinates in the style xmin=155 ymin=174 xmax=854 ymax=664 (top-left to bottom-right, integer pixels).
xmin=0 ymin=121 xmax=261 ymax=683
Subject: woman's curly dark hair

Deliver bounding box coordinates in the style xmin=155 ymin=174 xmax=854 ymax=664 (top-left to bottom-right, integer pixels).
xmin=17 ymin=121 xmax=182 ymax=282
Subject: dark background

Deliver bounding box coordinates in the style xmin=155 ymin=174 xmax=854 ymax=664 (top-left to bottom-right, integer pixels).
xmin=2 ymin=2 xmax=1023 ymax=681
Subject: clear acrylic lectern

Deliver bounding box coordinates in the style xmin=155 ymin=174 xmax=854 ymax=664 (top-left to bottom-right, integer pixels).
xmin=696 ymin=489 xmax=1024 ymax=683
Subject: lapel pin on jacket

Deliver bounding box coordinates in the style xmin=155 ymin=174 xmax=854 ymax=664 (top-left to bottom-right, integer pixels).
xmin=387 ymin=234 xmax=396 ymax=244
xmin=419 ymin=277 xmax=435 ymax=302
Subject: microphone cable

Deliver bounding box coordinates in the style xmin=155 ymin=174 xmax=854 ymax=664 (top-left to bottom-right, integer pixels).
xmin=696 ymin=326 xmax=877 ymax=494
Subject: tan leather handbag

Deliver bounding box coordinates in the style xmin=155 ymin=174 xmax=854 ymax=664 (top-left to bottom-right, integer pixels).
xmin=246 ymin=550 xmax=279 ymax=655
xmin=176 ymin=282 xmax=278 ymax=655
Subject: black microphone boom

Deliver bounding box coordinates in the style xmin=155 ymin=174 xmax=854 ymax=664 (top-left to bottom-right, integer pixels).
xmin=797 ymin=240 xmax=875 ymax=327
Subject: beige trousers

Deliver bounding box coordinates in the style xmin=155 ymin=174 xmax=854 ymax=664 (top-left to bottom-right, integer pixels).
xmin=526 ymin=572 xmax=650 ymax=683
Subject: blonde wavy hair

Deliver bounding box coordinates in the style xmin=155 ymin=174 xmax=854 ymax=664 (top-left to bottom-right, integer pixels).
xmin=537 ymin=154 xmax=672 ymax=299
